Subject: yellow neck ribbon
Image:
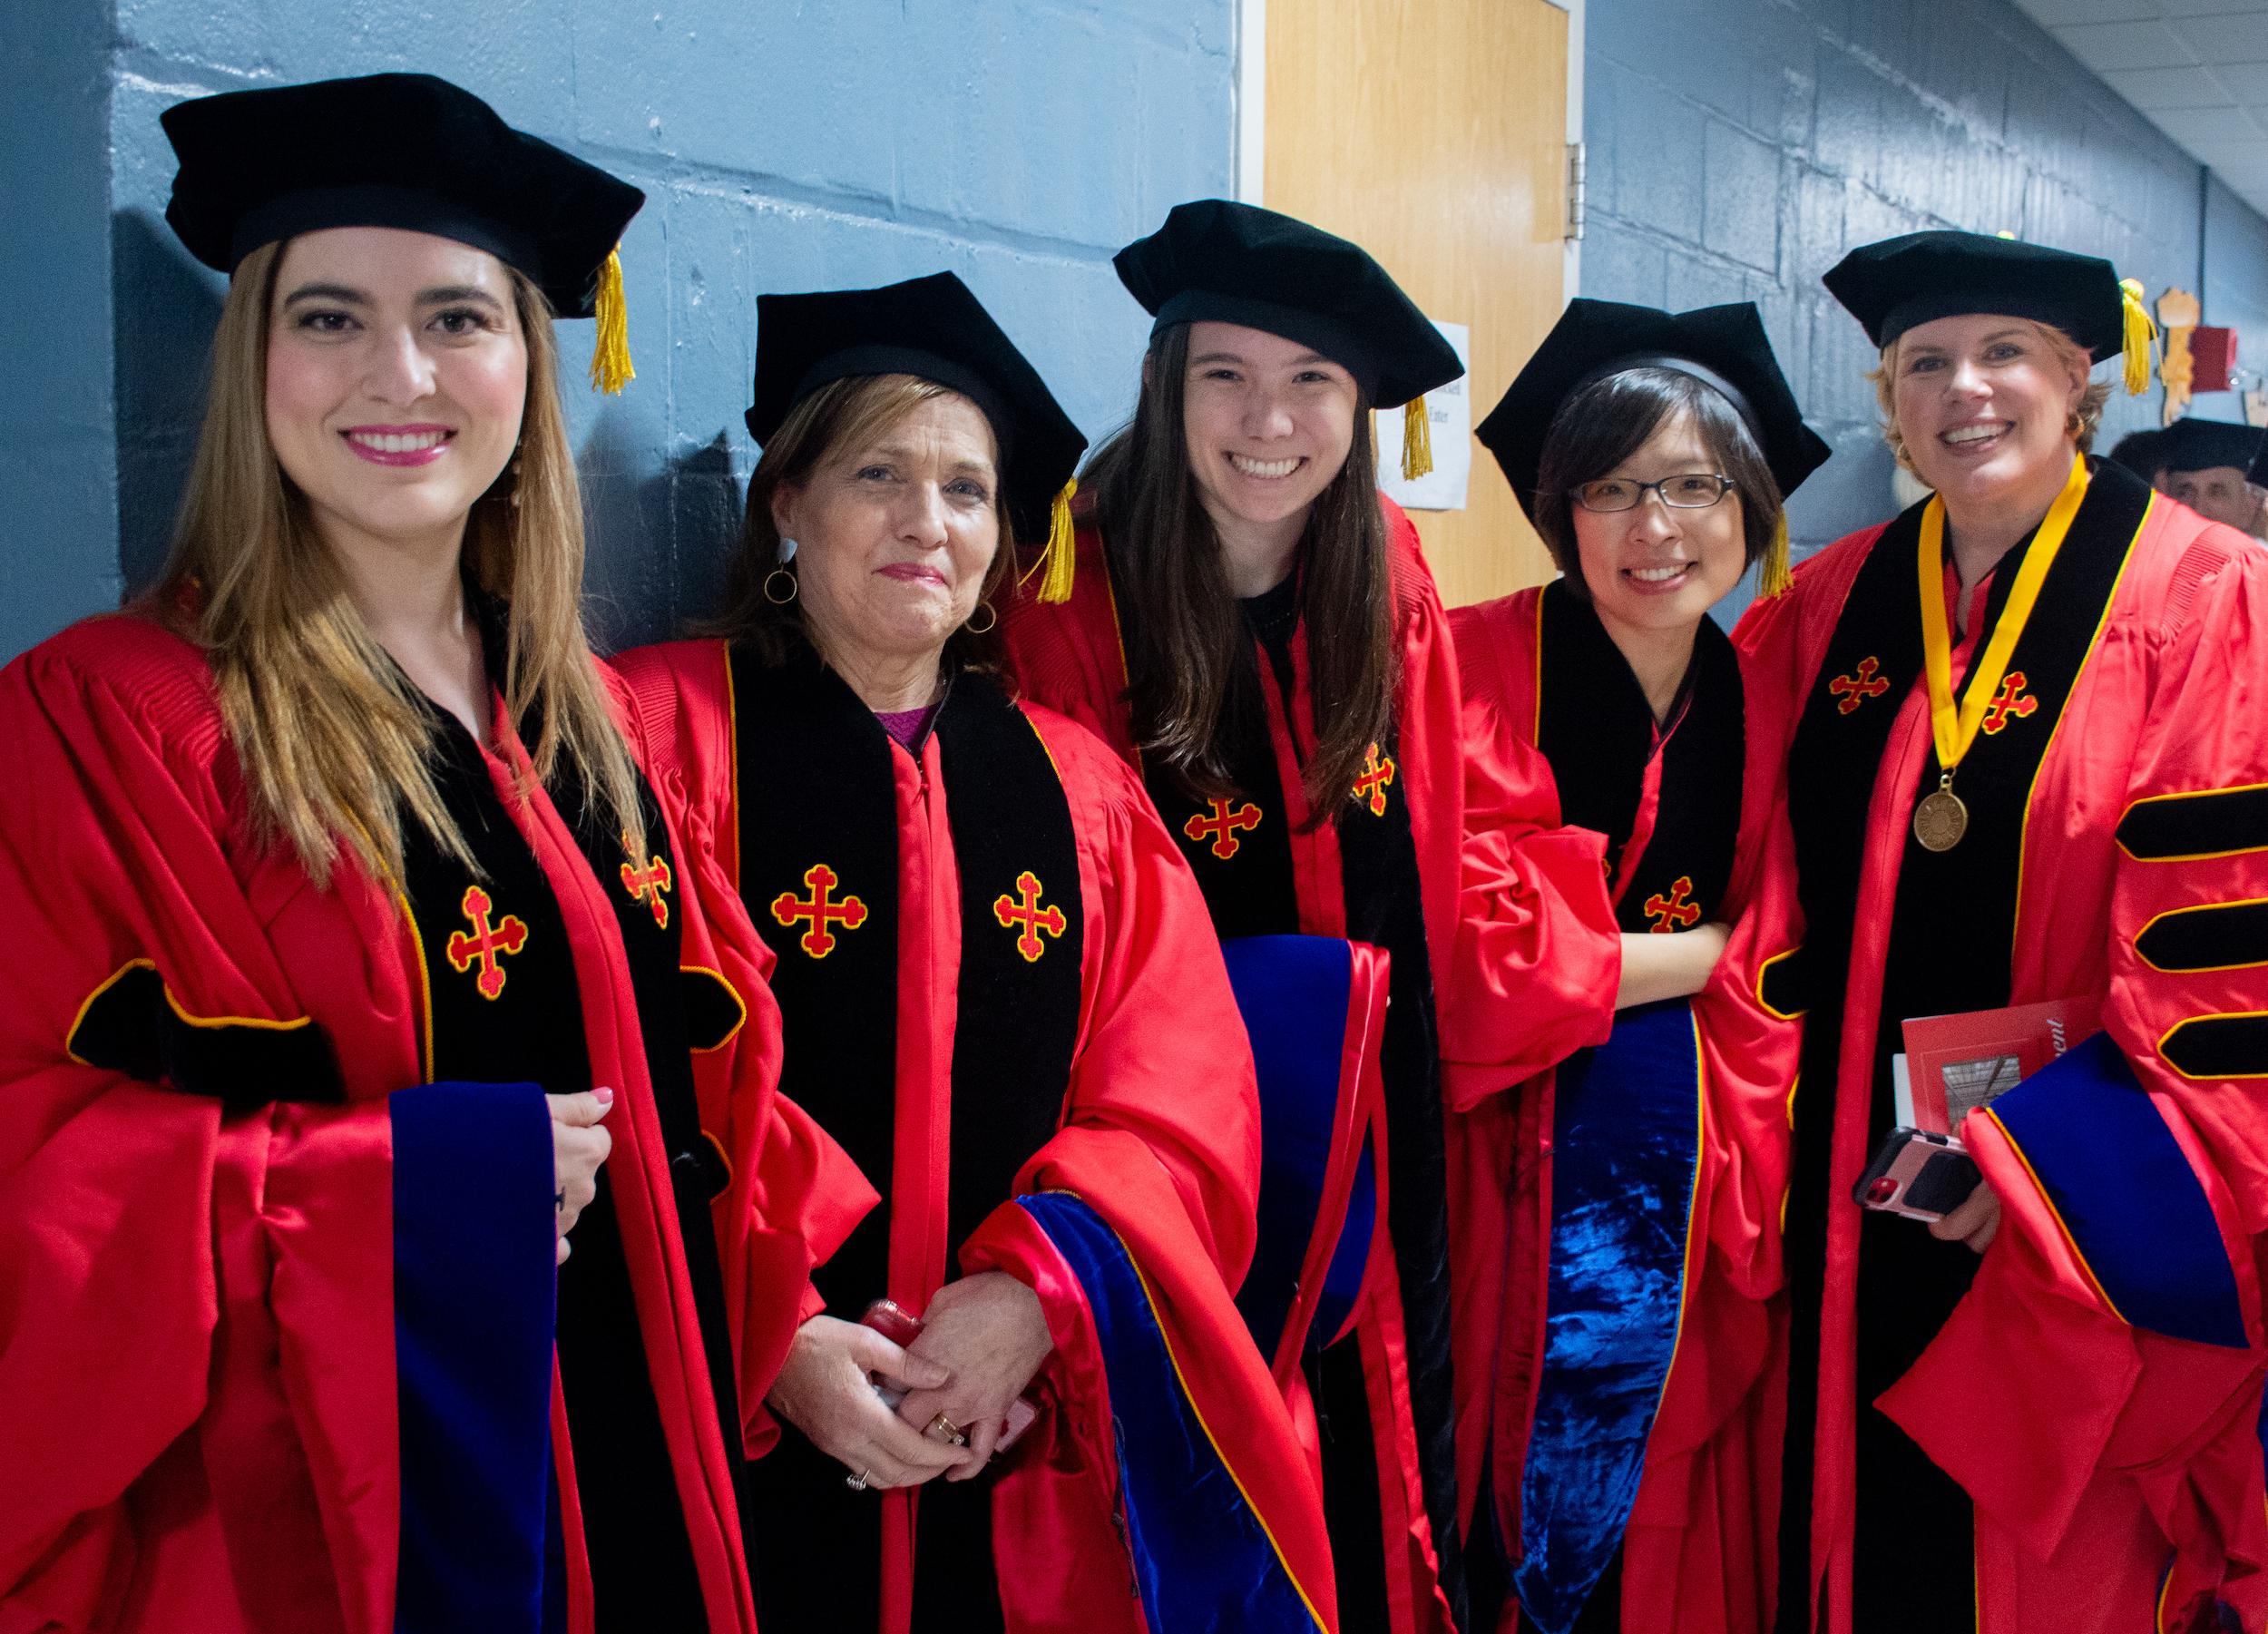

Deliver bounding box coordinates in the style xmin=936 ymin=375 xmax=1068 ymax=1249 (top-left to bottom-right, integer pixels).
xmin=1915 ymin=452 xmax=2089 ymax=775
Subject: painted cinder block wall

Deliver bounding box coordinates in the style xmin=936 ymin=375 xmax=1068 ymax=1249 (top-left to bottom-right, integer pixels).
xmin=5 ymin=2 xmax=120 ymax=659
xmin=1579 ymin=0 xmax=2268 ymax=598
xmin=2204 ymin=172 xmax=2268 ymax=406
xmin=15 ymin=0 xmax=2265 ymax=660
xmin=5 ymin=0 xmax=1235 ymax=661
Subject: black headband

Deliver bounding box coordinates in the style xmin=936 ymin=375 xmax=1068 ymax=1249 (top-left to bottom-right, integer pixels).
xmin=1569 ymin=352 xmax=1766 ymax=445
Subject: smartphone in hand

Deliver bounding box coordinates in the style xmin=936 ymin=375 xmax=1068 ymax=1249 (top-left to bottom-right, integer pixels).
xmin=1853 ymin=1127 xmax=1982 ymax=1222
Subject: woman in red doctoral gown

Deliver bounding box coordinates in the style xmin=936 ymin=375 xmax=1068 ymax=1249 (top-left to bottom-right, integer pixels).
xmin=1452 ymin=298 xmax=1820 ymax=1634
xmin=1 ymin=73 xmax=809 ymax=1634
xmin=618 ymin=269 xmax=1335 ymax=1634
xmin=1739 ymin=230 xmax=2268 ymax=1634
xmin=999 ymin=200 xmax=1717 ymax=1634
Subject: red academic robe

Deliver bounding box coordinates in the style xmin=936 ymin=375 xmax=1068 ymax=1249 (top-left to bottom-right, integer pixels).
xmin=1735 ymin=461 xmax=2268 ymax=1634
xmin=0 ymin=613 xmax=807 ymax=1634
xmin=1002 ymin=499 xmax=1622 ymax=1634
xmin=1451 ymin=582 xmax=1802 ymax=1634
xmin=615 ymin=639 xmax=1338 ymax=1634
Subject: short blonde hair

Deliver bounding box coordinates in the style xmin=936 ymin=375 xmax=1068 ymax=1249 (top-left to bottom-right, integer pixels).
xmin=1869 ymin=320 xmax=2112 ymax=472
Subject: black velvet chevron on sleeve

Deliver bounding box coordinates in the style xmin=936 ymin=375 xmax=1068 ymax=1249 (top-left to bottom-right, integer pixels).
xmin=66 ymin=962 xmax=345 ymax=1109
xmin=2117 ymin=785 xmax=2268 ymax=862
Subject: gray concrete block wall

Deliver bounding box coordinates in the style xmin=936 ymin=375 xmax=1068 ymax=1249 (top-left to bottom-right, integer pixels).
xmin=21 ymin=0 xmax=2255 ymax=660
xmin=1582 ymin=0 xmax=2258 ymax=607
xmin=14 ymin=0 xmax=1235 ymax=661
xmin=2203 ymin=174 xmax=2268 ymax=418
xmin=3 ymin=0 xmax=122 ymax=661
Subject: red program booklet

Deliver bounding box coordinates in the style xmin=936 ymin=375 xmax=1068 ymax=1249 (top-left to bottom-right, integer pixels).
xmin=1895 ymin=994 xmax=2106 ymax=1137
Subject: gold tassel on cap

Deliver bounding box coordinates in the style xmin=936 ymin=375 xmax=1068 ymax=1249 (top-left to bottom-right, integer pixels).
xmin=1757 ymin=513 xmax=1793 ymax=599
xmin=1401 ymin=396 xmax=1433 ymax=481
xmin=1031 ymin=479 xmax=1079 ymax=603
xmin=590 ymin=247 xmax=635 ymax=396
xmin=2119 ymin=278 xmax=2156 ymax=397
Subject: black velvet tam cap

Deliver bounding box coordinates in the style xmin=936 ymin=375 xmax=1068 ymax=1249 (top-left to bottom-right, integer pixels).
xmin=748 ymin=271 xmax=1088 ymax=548
xmin=161 ymin=73 xmax=644 ymax=322
xmin=1477 ymin=298 xmax=1830 ymax=521
xmin=1823 ymin=230 xmax=2132 ymax=361
xmin=2157 ymin=416 xmax=2264 ymax=477
xmin=1113 ymin=199 xmax=1463 ymax=408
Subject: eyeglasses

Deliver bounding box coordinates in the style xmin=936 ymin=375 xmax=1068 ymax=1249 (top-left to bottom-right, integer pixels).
xmin=1568 ymin=474 xmax=1736 ymax=513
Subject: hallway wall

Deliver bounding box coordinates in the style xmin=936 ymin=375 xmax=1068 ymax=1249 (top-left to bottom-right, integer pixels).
xmin=2204 ymin=171 xmax=2268 ymax=420
xmin=2 ymin=0 xmax=1237 ymax=658
xmin=1579 ymin=0 xmax=2261 ymax=600
xmin=11 ymin=0 xmax=2262 ymax=654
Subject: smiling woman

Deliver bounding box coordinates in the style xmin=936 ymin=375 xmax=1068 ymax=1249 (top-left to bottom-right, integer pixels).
xmin=1872 ymin=314 xmax=2108 ymax=582
xmin=1002 ymin=200 xmax=1628 ymax=1634
xmin=719 ymin=373 xmax=1013 ymax=696
xmin=265 ymin=238 xmax=531 ymax=552
xmin=1453 ymin=297 xmax=1828 ymax=1634
xmin=249 ymin=230 xmax=537 ymax=745
xmin=614 ymin=270 xmax=1335 ymax=1634
xmin=1738 ymin=229 xmax=2268 ymax=1634
xmin=160 ymin=127 xmax=637 ymax=885
xmin=1178 ymin=320 xmax=1363 ymax=586
xmin=0 ymin=73 xmax=812 ymax=1634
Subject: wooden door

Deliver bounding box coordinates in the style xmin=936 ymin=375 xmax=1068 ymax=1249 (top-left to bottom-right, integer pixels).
xmin=1264 ymin=0 xmax=1569 ymax=606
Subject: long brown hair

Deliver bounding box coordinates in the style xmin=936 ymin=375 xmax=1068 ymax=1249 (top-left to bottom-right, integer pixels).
xmin=151 ymin=239 xmax=647 ymax=889
xmin=712 ymin=373 xmax=1015 ymax=673
xmin=1084 ymin=322 xmax=1395 ymax=817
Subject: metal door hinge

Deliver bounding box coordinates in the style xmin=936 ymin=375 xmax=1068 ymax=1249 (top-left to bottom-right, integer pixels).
xmin=1566 ymin=142 xmax=1587 ymax=241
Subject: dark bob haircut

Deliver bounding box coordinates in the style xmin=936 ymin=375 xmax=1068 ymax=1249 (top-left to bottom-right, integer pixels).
xmin=1530 ymin=367 xmax=1785 ymax=596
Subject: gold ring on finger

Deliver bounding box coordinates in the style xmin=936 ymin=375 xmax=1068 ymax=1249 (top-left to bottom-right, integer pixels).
xmin=924 ymin=1411 xmax=969 ymax=1447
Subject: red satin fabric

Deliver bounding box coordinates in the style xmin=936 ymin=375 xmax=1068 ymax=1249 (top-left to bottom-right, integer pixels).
xmin=1451 ymin=585 xmax=1804 ymax=1634
xmin=1000 ymin=500 xmax=1623 ymax=1633
xmin=615 ymin=639 xmax=1335 ymax=1634
xmin=1735 ymin=494 xmax=2268 ymax=1634
xmin=0 ymin=615 xmax=794 ymax=1634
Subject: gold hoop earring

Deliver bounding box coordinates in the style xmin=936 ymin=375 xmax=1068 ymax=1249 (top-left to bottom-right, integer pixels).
xmin=964 ymin=600 xmax=997 ymax=634
xmin=763 ymin=567 xmax=798 ymax=605
xmin=2065 ymin=406 xmax=2086 ymax=439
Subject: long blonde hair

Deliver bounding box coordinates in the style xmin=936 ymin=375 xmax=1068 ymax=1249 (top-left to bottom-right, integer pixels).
xmin=152 ymin=240 xmax=646 ymax=888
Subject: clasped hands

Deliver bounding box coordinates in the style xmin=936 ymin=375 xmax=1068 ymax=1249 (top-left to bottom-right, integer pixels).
xmin=767 ymin=1272 xmax=1053 ymax=1490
